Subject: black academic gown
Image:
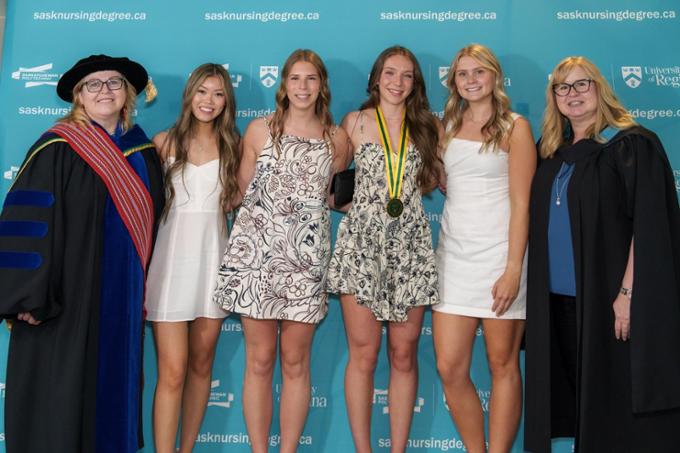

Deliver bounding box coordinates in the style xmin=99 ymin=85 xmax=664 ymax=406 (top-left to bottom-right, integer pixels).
xmin=525 ymin=126 xmax=680 ymax=453
xmin=0 ymin=129 xmax=164 ymax=452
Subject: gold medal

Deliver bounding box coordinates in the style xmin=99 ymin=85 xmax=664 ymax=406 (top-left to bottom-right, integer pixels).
xmin=375 ymin=106 xmax=408 ymax=218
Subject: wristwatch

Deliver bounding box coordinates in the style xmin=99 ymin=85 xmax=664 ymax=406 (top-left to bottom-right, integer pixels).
xmin=619 ymin=287 xmax=633 ymax=299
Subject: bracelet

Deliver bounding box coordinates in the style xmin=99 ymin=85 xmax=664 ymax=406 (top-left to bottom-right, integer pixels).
xmin=619 ymin=287 xmax=633 ymax=299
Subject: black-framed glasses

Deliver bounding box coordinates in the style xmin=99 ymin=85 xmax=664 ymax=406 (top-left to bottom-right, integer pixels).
xmin=552 ymin=78 xmax=592 ymax=96
xmin=83 ymin=77 xmax=126 ymax=93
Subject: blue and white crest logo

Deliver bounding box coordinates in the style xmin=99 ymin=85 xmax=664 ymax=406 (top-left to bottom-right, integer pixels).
xmin=439 ymin=66 xmax=450 ymax=88
xmin=3 ymin=166 xmax=19 ymax=180
xmin=260 ymin=66 xmax=279 ymax=88
xmin=12 ymin=63 xmax=61 ymax=88
xmin=621 ymin=66 xmax=642 ymax=88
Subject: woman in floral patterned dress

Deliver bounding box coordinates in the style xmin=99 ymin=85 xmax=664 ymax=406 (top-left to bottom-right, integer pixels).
xmin=326 ymin=46 xmax=442 ymax=453
xmin=213 ymin=49 xmax=350 ymax=453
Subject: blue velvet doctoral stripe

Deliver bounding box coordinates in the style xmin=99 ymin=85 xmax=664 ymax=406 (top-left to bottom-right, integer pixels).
xmin=95 ymin=129 xmax=149 ymax=453
xmin=0 ymin=220 xmax=48 ymax=238
xmin=0 ymin=251 xmax=42 ymax=269
xmin=3 ymin=190 xmax=55 ymax=208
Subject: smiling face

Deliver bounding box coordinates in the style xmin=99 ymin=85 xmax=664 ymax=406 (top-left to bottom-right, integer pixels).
xmin=453 ymin=55 xmax=494 ymax=103
xmin=77 ymin=70 xmax=127 ymax=129
xmin=191 ymin=75 xmax=227 ymax=123
xmin=377 ymin=54 xmax=414 ymax=107
xmin=285 ymin=61 xmax=321 ymax=111
xmin=554 ymin=65 xmax=598 ymax=126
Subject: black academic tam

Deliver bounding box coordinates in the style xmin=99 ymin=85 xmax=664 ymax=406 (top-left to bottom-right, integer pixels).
xmin=524 ymin=126 xmax=680 ymax=453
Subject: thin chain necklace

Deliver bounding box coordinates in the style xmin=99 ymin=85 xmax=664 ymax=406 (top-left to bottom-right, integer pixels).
xmin=555 ymin=162 xmax=573 ymax=206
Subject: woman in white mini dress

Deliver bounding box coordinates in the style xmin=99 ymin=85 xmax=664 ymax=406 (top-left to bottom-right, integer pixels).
xmin=145 ymin=64 xmax=240 ymax=453
xmin=433 ymin=44 xmax=536 ymax=453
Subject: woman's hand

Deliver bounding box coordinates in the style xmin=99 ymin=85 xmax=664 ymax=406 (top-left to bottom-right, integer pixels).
xmin=17 ymin=312 xmax=41 ymax=326
xmin=491 ymin=268 xmax=521 ymax=317
xmin=612 ymin=293 xmax=631 ymax=341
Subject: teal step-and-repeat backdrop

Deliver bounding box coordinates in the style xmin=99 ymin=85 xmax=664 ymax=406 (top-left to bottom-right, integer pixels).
xmin=1 ymin=0 xmax=679 ymax=451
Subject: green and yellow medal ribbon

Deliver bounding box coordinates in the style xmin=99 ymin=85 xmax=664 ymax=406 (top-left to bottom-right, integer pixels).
xmin=375 ymin=106 xmax=409 ymax=217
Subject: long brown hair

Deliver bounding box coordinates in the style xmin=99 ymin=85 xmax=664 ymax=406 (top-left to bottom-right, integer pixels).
xmin=442 ymin=44 xmax=514 ymax=152
xmin=269 ymin=49 xmax=334 ymax=154
xmin=540 ymin=56 xmax=636 ymax=158
xmin=162 ymin=63 xmax=240 ymax=223
xmin=361 ymin=46 xmax=440 ymax=191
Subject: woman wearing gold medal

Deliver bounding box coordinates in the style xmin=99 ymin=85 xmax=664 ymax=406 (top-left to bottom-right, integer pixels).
xmin=327 ymin=45 xmax=442 ymax=452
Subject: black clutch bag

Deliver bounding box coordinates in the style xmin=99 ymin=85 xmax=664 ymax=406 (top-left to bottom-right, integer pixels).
xmin=331 ymin=168 xmax=355 ymax=206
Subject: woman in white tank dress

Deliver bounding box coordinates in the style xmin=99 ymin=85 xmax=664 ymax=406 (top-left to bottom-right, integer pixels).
xmin=145 ymin=64 xmax=240 ymax=453
xmin=432 ymin=45 xmax=536 ymax=453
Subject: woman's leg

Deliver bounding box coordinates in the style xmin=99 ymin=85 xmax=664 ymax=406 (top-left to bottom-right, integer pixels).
xmin=341 ymin=294 xmax=383 ymax=453
xmin=152 ymin=321 xmax=189 ymax=453
xmin=386 ymin=306 xmax=425 ymax=453
xmin=240 ymin=317 xmax=278 ymax=453
xmin=482 ymin=318 xmax=525 ymax=453
xmin=278 ymin=320 xmax=317 ymax=453
xmin=433 ymin=312 xmax=485 ymax=453
xmin=177 ymin=317 xmax=224 ymax=453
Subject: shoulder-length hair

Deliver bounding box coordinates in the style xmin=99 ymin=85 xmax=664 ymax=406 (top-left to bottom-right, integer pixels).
xmin=540 ymin=56 xmax=636 ymax=158
xmin=442 ymin=43 xmax=513 ymax=152
xmin=268 ymin=49 xmax=334 ymax=154
xmin=59 ymin=72 xmax=137 ymax=131
xmin=162 ymin=63 xmax=240 ymax=223
xmin=361 ymin=45 xmax=440 ymax=191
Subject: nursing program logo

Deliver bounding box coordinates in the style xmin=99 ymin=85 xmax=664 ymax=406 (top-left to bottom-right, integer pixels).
xmin=621 ymin=66 xmax=642 ymax=88
xmin=621 ymin=65 xmax=680 ymax=88
xmin=373 ymin=388 xmax=425 ymax=414
xmin=12 ymin=63 xmax=61 ymax=88
xmin=260 ymin=66 xmax=279 ymax=88
xmin=207 ymin=380 xmax=235 ymax=408
xmin=674 ymin=170 xmax=680 ymax=193
xmin=222 ymin=64 xmax=243 ymax=88
xmin=3 ymin=166 xmax=19 ymax=180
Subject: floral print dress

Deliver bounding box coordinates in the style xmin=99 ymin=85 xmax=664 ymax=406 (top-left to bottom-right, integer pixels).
xmin=213 ymin=131 xmax=333 ymax=324
xmin=326 ymin=142 xmax=439 ymax=322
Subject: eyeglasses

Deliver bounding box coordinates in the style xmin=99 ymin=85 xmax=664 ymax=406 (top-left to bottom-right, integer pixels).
xmin=552 ymin=78 xmax=592 ymax=96
xmin=82 ymin=77 xmax=126 ymax=93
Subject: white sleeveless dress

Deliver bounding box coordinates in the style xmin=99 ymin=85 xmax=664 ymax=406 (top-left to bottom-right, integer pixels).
xmin=434 ymin=116 xmax=527 ymax=319
xmin=145 ymin=157 xmax=229 ymax=321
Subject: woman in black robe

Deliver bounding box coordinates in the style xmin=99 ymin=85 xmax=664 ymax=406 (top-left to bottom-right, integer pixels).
xmin=0 ymin=55 xmax=164 ymax=453
xmin=524 ymin=56 xmax=680 ymax=453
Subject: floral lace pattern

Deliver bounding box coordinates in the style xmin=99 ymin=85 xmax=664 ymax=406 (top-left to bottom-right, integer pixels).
xmin=214 ymin=133 xmax=333 ymax=324
xmin=326 ymin=142 xmax=439 ymax=322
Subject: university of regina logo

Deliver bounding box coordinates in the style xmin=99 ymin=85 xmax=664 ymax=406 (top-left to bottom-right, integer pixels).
xmin=621 ymin=66 xmax=642 ymax=88
xmin=12 ymin=63 xmax=61 ymax=88
xmin=260 ymin=66 xmax=279 ymax=88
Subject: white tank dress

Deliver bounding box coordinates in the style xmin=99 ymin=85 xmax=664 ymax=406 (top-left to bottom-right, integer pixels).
xmin=146 ymin=157 xmax=229 ymax=321
xmin=434 ymin=116 xmax=527 ymax=319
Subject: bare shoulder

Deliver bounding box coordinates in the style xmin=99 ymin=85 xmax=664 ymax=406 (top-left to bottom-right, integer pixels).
xmin=340 ymin=110 xmax=361 ymax=133
xmin=244 ymin=117 xmax=270 ymax=138
xmin=152 ymin=130 xmax=171 ymax=160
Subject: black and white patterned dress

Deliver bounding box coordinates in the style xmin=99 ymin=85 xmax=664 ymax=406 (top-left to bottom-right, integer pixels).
xmin=326 ymin=142 xmax=439 ymax=322
xmin=213 ymin=131 xmax=333 ymax=324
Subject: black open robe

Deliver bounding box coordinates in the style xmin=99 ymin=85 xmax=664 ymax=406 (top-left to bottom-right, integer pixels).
xmin=0 ymin=129 xmax=164 ymax=452
xmin=525 ymin=126 xmax=680 ymax=453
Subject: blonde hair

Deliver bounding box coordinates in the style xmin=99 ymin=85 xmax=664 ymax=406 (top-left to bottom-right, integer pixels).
xmin=540 ymin=56 xmax=636 ymax=158
xmin=269 ymin=49 xmax=334 ymax=155
xmin=59 ymin=73 xmax=137 ymax=131
xmin=162 ymin=63 xmax=240 ymax=224
xmin=442 ymin=44 xmax=513 ymax=152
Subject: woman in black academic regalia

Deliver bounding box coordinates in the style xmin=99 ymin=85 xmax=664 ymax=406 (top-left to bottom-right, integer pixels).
xmin=524 ymin=56 xmax=680 ymax=453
